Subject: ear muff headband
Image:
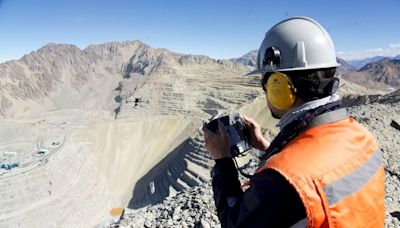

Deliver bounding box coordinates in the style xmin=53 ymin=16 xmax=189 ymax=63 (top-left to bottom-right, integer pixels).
xmin=265 ymin=72 xmax=297 ymax=110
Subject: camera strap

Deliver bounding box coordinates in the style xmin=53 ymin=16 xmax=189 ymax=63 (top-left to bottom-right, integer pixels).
xmin=233 ymin=158 xmax=253 ymax=178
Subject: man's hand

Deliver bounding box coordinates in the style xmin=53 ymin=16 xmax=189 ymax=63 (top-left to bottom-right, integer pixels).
xmin=202 ymin=120 xmax=231 ymax=160
xmin=242 ymin=115 xmax=270 ymax=151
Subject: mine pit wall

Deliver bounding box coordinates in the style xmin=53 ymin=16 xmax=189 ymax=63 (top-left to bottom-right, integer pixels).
xmin=88 ymin=117 xmax=202 ymax=207
xmin=126 ymin=95 xmax=279 ymax=208
xmin=89 ymin=95 xmax=278 ymax=209
xmin=127 ymin=133 xmax=213 ymax=208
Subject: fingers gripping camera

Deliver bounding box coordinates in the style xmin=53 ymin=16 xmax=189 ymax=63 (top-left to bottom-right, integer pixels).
xmin=206 ymin=113 xmax=252 ymax=157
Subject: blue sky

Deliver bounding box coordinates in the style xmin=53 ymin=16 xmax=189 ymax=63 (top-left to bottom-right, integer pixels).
xmin=0 ymin=0 xmax=400 ymax=63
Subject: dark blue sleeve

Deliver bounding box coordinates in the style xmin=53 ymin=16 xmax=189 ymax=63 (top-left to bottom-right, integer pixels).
xmin=212 ymin=158 xmax=306 ymax=228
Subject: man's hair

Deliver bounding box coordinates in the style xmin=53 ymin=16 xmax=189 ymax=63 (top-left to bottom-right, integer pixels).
xmin=286 ymin=67 xmax=337 ymax=101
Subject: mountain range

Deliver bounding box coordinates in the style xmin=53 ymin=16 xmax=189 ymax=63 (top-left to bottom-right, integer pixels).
xmin=342 ymin=58 xmax=400 ymax=89
xmin=230 ymin=50 xmax=257 ymax=66
xmin=0 ymin=41 xmax=261 ymax=118
xmin=347 ymin=55 xmax=400 ymax=70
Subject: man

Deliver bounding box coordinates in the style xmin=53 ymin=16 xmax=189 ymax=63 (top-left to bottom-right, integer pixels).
xmin=202 ymin=17 xmax=385 ymax=227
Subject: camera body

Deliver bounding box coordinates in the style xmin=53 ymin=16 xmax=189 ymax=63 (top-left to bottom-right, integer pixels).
xmin=206 ymin=113 xmax=252 ymax=157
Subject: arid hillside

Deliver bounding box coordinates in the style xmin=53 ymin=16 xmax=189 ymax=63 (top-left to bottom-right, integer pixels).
xmin=0 ymin=41 xmax=261 ymax=119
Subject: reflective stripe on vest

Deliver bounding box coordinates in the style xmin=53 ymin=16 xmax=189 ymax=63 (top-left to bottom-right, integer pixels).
xmin=324 ymin=148 xmax=382 ymax=206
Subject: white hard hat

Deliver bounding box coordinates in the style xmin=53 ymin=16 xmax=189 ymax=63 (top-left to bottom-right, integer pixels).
xmin=246 ymin=17 xmax=339 ymax=75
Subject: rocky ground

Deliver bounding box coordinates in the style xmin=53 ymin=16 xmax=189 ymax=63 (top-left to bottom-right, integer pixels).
xmin=102 ymin=158 xmax=261 ymax=228
xmin=105 ymin=183 xmax=220 ymax=228
xmin=347 ymin=103 xmax=400 ymax=227
xmin=103 ymin=90 xmax=400 ymax=228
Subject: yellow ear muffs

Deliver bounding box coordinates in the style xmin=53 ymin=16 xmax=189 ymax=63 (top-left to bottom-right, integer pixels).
xmin=266 ymin=72 xmax=297 ymax=110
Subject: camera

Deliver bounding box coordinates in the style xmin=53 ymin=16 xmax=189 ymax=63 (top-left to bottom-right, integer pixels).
xmin=206 ymin=113 xmax=252 ymax=157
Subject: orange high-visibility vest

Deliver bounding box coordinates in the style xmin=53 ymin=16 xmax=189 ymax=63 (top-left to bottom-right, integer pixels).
xmin=257 ymin=117 xmax=385 ymax=227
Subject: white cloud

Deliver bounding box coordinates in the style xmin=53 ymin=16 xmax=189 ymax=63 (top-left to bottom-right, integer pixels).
xmin=337 ymin=43 xmax=400 ymax=60
xmin=389 ymin=43 xmax=400 ymax=48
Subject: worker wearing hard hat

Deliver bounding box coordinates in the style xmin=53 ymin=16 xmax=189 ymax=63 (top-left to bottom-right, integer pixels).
xmin=203 ymin=17 xmax=384 ymax=227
